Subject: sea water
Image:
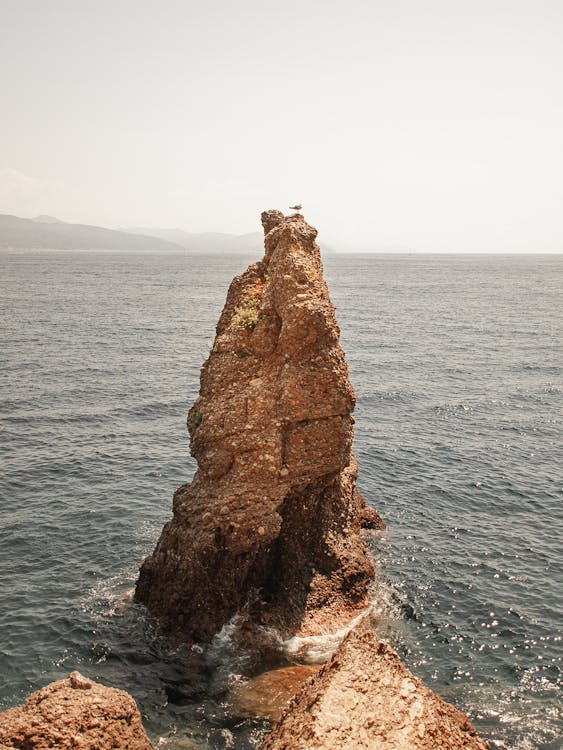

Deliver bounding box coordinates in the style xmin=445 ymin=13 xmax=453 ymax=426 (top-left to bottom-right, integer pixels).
xmin=1 ymin=251 xmax=561 ymax=749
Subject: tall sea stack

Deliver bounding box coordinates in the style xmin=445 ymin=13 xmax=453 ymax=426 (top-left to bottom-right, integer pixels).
xmin=135 ymin=210 xmax=382 ymax=643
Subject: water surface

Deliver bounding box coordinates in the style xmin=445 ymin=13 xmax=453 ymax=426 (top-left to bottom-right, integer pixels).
xmin=1 ymin=251 xmax=561 ymax=749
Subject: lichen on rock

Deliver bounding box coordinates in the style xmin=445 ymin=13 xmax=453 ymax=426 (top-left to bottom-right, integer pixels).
xmin=134 ymin=210 xmax=384 ymax=644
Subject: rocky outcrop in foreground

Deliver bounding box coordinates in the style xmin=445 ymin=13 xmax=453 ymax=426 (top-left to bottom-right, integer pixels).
xmin=262 ymin=631 xmax=490 ymax=750
xmin=0 ymin=671 xmax=152 ymax=750
xmin=135 ymin=210 xmax=382 ymax=643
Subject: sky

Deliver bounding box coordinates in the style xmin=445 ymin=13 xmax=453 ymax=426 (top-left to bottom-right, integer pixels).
xmin=1 ymin=0 xmax=562 ymax=251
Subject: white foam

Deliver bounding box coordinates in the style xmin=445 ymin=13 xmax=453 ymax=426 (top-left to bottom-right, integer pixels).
xmin=278 ymin=608 xmax=371 ymax=663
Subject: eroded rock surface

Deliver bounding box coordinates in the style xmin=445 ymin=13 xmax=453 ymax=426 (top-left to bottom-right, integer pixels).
xmin=0 ymin=671 xmax=153 ymax=750
xmin=262 ymin=631 xmax=490 ymax=750
xmin=135 ymin=210 xmax=383 ymax=643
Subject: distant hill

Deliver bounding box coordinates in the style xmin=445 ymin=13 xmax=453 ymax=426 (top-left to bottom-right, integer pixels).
xmin=1 ymin=213 xmax=333 ymax=255
xmin=0 ymin=214 xmax=184 ymax=251
xmin=124 ymin=226 xmax=264 ymax=254
xmin=32 ymin=214 xmax=65 ymax=224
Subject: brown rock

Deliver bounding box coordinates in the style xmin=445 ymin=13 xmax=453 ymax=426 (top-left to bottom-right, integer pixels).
xmin=0 ymin=672 xmax=153 ymax=749
xmin=135 ymin=211 xmax=382 ymax=644
xmin=231 ymin=664 xmax=320 ymax=722
xmin=262 ymin=631 xmax=490 ymax=750
xmin=68 ymin=671 xmax=92 ymax=690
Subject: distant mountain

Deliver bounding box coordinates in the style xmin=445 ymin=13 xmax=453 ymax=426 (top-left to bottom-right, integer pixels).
xmin=1 ymin=214 xmax=332 ymax=255
xmin=32 ymin=214 xmax=65 ymax=224
xmin=123 ymin=227 xmax=195 ymax=247
xmin=0 ymin=214 xmax=184 ymax=251
xmin=124 ymin=226 xmax=264 ymax=254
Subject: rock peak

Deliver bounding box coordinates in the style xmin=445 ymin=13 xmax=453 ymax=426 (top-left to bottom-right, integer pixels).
xmin=260 ymin=208 xmax=285 ymax=234
xmin=135 ymin=210 xmax=382 ymax=644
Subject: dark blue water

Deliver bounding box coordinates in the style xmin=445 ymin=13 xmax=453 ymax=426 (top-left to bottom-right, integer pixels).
xmin=1 ymin=251 xmax=561 ymax=749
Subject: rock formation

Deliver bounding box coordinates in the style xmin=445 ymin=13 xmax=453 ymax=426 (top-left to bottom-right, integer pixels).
xmin=132 ymin=210 xmax=490 ymax=748
xmin=135 ymin=210 xmax=383 ymax=644
xmin=0 ymin=671 xmax=153 ymax=750
xmin=262 ymin=631 xmax=490 ymax=750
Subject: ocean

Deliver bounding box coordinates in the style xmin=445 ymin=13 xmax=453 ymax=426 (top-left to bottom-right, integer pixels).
xmin=1 ymin=250 xmax=561 ymax=749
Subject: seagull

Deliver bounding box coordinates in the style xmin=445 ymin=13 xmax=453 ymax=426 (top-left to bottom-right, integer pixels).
xmin=289 ymin=203 xmax=302 ymax=211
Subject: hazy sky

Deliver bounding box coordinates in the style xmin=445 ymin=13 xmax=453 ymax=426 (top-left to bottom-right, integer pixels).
xmin=1 ymin=0 xmax=562 ymax=250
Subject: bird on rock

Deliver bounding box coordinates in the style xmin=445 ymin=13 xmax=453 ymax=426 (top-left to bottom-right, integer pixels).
xmin=289 ymin=203 xmax=302 ymax=211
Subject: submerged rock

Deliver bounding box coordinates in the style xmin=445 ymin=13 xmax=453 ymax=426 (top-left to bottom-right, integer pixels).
xmin=0 ymin=671 xmax=153 ymax=749
xmin=262 ymin=631 xmax=490 ymax=750
xmin=135 ymin=210 xmax=383 ymax=644
xmin=231 ymin=664 xmax=320 ymax=722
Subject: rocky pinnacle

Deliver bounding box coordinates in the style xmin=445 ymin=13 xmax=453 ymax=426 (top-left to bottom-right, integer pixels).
xmin=135 ymin=210 xmax=383 ymax=644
